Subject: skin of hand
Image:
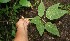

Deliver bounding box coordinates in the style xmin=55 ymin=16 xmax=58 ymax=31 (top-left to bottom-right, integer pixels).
xmin=14 ymin=17 xmax=29 ymax=41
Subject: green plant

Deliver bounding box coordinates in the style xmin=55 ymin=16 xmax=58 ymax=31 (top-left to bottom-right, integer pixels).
xmin=31 ymin=0 xmax=68 ymax=36
xmin=60 ymin=4 xmax=70 ymax=15
xmin=38 ymin=0 xmax=45 ymax=17
xmin=0 ymin=4 xmax=21 ymax=37
xmin=19 ymin=0 xmax=31 ymax=7
xmin=0 ymin=0 xmax=11 ymax=3
xmin=46 ymin=3 xmax=68 ymax=20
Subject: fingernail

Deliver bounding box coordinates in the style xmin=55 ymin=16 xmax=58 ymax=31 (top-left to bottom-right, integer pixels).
xmin=21 ymin=16 xmax=24 ymax=19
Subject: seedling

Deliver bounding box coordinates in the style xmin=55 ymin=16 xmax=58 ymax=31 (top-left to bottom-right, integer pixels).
xmin=31 ymin=0 xmax=68 ymax=36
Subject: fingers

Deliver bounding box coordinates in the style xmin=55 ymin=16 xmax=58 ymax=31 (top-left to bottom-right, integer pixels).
xmin=24 ymin=18 xmax=29 ymax=22
xmin=24 ymin=18 xmax=30 ymax=25
xmin=18 ymin=16 xmax=24 ymax=21
xmin=21 ymin=16 xmax=24 ymax=19
xmin=18 ymin=16 xmax=30 ymax=26
xmin=19 ymin=18 xmax=29 ymax=23
xmin=18 ymin=16 xmax=30 ymax=25
xmin=16 ymin=16 xmax=30 ymax=30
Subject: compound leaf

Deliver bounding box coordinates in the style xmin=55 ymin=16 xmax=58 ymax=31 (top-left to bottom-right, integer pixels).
xmin=0 ymin=0 xmax=11 ymax=3
xmin=38 ymin=2 xmax=45 ymax=17
xmin=19 ymin=0 xmax=31 ymax=7
xmin=31 ymin=16 xmax=44 ymax=36
xmin=46 ymin=3 xmax=68 ymax=20
xmin=45 ymin=22 xmax=60 ymax=36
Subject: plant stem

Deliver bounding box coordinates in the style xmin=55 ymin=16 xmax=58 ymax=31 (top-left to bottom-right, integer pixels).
xmin=41 ymin=0 xmax=42 ymax=2
xmin=25 ymin=18 xmax=33 ymax=19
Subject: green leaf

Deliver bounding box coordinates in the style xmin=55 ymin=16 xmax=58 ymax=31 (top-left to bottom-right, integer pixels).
xmin=13 ymin=4 xmax=21 ymax=13
xmin=45 ymin=22 xmax=60 ymax=36
xmin=12 ymin=24 xmax=16 ymax=37
xmin=31 ymin=16 xmax=44 ymax=36
xmin=46 ymin=3 xmax=68 ymax=20
xmin=36 ymin=22 xmax=44 ymax=36
xmin=38 ymin=2 xmax=45 ymax=17
xmin=30 ymin=16 xmax=41 ymax=24
xmin=12 ymin=30 xmax=16 ymax=37
xmin=19 ymin=0 xmax=31 ymax=7
xmin=0 ymin=0 xmax=11 ymax=3
xmin=5 ymin=5 xmax=9 ymax=15
xmin=13 ymin=5 xmax=21 ymax=10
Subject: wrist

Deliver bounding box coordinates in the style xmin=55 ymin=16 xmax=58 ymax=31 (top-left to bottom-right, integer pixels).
xmin=17 ymin=26 xmax=28 ymax=32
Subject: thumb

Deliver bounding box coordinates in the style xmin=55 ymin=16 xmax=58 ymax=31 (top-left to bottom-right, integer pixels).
xmin=21 ymin=16 xmax=24 ymax=19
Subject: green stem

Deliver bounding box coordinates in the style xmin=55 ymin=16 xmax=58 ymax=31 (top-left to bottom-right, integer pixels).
xmin=25 ymin=18 xmax=33 ymax=19
xmin=41 ymin=0 xmax=42 ymax=2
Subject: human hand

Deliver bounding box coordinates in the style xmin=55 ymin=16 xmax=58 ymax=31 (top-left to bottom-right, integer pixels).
xmin=14 ymin=16 xmax=29 ymax=41
xmin=16 ymin=16 xmax=30 ymax=29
